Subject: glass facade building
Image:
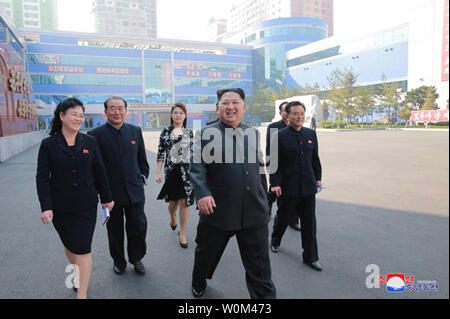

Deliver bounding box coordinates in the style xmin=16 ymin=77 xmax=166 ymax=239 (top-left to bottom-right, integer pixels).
xmin=229 ymin=17 xmax=328 ymax=90
xmin=21 ymin=29 xmax=253 ymax=127
xmin=285 ymin=24 xmax=410 ymax=91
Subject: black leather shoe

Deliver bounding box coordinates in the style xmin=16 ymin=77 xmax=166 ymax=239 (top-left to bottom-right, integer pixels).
xmin=132 ymin=261 xmax=146 ymax=275
xmin=113 ymin=265 xmax=126 ymax=275
xmin=170 ymin=222 xmax=177 ymax=231
xmin=191 ymin=286 xmax=205 ymax=298
xmin=178 ymin=231 xmax=188 ymax=249
xmin=270 ymin=244 xmax=280 ymax=253
xmin=304 ymin=260 xmax=322 ymax=271
xmin=289 ymin=223 xmax=301 ymax=231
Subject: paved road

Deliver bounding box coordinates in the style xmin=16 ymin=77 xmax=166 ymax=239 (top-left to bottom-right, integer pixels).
xmin=0 ymin=130 xmax=448 ymax=299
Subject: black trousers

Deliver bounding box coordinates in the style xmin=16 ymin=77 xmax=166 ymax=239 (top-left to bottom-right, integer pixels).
xmin=271 ymin=195 xmax=318 ymax=263
xmin=192 ymin=222 xmax=276 ymax=299
xmin=268 ymin=191 xmax=299 ymax=226
xmin=107 ymin=201 xmax=147 ymax=268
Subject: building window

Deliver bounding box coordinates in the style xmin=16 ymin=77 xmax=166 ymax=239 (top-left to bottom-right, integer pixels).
xmin=23 ymin=5 xmax=38 ymax=10
xmin=24 ymin=13 xmax=39 ymax=18
xmin=24 ymin=20 xmax=39 ymax=26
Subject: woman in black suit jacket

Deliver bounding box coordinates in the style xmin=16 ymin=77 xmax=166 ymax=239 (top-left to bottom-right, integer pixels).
xmin=36 ymin=98 xmax=114 ymax=299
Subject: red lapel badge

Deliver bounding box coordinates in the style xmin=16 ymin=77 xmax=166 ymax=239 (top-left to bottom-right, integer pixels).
xmin=308 ymin=140 xmax=312 ymax=144
xmin=131 ymin=140 xmax=136 ymax=145
xmin=83 ymin=149 xmax=89 ymax=154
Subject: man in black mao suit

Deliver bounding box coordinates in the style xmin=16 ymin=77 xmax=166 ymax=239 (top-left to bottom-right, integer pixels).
xmin=190 ymin=88 xmax=276 ymax=299
xmin=88 ymin=96 xmax=149 ymax=275
xmin=269 ymin=101 xmax=323 ymax=271
xmin=266 ymin=101 xmax=301 ymax=231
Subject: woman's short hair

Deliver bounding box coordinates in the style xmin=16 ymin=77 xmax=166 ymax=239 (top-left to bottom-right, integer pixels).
xmin=49 ymin=97 xmax=84 ymax=135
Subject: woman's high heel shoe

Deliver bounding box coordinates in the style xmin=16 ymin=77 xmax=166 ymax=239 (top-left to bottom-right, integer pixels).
xmin=178 ymin=231 xmax=188 ymax=249
xmin=170 ymin=222 xmax=177 ymax=231
xmin=72 ymin=278 xmax=78 ymax=292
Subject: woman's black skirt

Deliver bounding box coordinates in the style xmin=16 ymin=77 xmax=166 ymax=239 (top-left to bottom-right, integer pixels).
xmin=52 ymin=207 xmax=97 ymax=255
xmin=157 ymin=164 xmax=189 ymax=202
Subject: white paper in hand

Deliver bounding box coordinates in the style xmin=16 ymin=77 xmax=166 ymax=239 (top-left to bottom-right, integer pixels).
xmin=100 ymin=205 xmax=110 ymax=225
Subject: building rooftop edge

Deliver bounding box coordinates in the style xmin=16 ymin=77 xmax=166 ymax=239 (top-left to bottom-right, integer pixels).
xmin=18 ymin=28 xmax=253 ymax=50
xmin=286 ymin=22 xmax=409 ymax=59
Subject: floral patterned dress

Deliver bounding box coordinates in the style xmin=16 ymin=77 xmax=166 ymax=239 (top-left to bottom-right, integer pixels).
xmin=156 ymin=126 xmax=194 ymax=206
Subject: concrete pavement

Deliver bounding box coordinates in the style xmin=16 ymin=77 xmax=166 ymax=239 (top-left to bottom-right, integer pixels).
xmin=0 ymin=130 xmax=448 ymax=299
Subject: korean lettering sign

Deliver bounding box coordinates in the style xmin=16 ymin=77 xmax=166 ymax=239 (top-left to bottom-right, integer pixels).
xmin=47 ymin=65 xmax=85 ymax=73
xmin=410 ymin=110 xmax=449 ymax=123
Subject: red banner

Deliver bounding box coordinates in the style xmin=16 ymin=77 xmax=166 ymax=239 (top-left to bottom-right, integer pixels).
xmin=47 ymin=65 xmax=85 ymax=73
xmin=228 ymin=72 xmax=242 ymax=79
xmin=410 ymin=110 xmax=449 ymax=122
xmin=96 ymin=67 xmax=130 ymax=75
xmin=207 ymin=71 xmax=222 ymax=78
xmin=185 ymin=70 xmax=201 ymax=77
xmin=442 ymin=0 xmax=449 ymax=81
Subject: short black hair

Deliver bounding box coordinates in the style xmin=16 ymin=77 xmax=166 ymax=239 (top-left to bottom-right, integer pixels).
xmin=285 ymin=101 xmax=306 ymax=114
xmin=217 ymin=88 xmax=245 ymax=102
xmin=104 ymin=96 xmax=128 ymax=110
xmin=50 ymin=97 xmax=84 ymax=136
xmin=279 ymin=101 xmax=289 ymax=112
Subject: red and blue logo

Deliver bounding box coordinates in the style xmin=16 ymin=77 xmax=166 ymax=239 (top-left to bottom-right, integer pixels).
xmin=386 ymin=274 xmax=406 ymax=292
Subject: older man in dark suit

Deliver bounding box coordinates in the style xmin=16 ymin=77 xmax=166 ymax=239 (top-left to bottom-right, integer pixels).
xmin=269 ymin=101 xmax=323 ymax=271
xmin=266 ymin=101 xmax=301 ymax=231
xmin=190 ymin=88 xmax=276 ymax=299
xmin=88 ymin=96 xmax=149 ymax=276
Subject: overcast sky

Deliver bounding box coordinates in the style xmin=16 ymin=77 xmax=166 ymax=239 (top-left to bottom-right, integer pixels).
xmin=57 ymin=0 xmax=436 ymax=40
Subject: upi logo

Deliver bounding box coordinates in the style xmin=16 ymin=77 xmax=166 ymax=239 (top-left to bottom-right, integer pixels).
xmin=65 ymin=264 xmax=80 ymax=289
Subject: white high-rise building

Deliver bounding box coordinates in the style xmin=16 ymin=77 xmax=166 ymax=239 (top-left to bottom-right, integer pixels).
xmin=229 ymin=0 xmax=333 ymax=36
xmin=0 ymin=0 xmax=58 ymax=30
xmin=206 ymin=17 xmax=227 ymax=42
xmin=93 ymin=0 xmax=157 ymax=38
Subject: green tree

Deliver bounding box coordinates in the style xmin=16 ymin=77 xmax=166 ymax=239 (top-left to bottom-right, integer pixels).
xmin=275 ymin=86 xmax=303 ymax=101
xmin=246 ymin=84 xmax=277 ymax=122
xmin=378 ymin=81 xmax=403 ymax=125
xmin=422 ymin=86 xmax=439 ymax=110
xmin=354 ymin=86 xmax=376 ymax=123
xmin=326 ymin=68 xmax=359 ymax=124
xmin=299 ymin=83 xmax=321 ymax=96
xmin=398 ymin=105 xmax=411 ymax=126
xmin=405 ymin=86 xmax=439 ymax=110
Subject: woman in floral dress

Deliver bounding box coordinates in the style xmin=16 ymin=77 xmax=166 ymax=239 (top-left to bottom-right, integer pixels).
xmin=156 ymin=103 xmax=194 ymax=248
